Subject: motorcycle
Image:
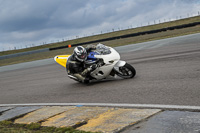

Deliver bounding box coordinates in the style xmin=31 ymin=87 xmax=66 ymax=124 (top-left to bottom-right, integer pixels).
xmin=54 ymin=44 xmax=136 ymax=83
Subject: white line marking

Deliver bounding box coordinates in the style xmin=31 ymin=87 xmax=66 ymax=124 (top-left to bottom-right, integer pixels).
xmin=131 ymin=50 xmax=200 ymax=64
xmin=0 ymin=103 xmax=200 ymax=111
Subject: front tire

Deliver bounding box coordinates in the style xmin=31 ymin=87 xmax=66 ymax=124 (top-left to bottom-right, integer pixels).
xmin=115 ymin=63 xmax=136 ymax=79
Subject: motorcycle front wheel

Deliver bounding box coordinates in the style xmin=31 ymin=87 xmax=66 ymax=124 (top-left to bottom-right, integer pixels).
xmin=115 ymin=63 xmax=136 ymax=79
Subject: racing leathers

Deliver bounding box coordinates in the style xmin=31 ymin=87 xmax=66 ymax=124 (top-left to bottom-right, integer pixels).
xmin=66 ymin=45 xmax=96 ymax=83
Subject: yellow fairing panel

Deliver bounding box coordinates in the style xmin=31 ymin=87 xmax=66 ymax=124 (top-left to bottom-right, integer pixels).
xmin=54 ymin=55 xmax=71 ymax=68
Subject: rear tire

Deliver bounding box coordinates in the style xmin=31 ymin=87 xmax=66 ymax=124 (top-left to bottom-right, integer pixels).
xmin=115 ymin=63 xmax=136 ymax=79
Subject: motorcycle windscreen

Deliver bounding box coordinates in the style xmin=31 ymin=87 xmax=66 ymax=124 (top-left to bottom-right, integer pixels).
xmin=54 ymin=55 xmax=71 ymax=68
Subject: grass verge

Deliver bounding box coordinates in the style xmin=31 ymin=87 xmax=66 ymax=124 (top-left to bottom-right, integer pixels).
xmin=0 ymin=120 xmax=96 ymax=133
xmin=0 ymin=24 xmax=199 ymax=67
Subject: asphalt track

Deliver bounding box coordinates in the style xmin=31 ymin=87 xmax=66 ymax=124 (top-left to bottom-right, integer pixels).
xmin=0 ymin=33 xmax=200 ymax=106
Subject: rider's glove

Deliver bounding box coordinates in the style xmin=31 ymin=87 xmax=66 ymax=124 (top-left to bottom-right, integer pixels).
xmin=90 ymin=64 xmax=97 ymax=71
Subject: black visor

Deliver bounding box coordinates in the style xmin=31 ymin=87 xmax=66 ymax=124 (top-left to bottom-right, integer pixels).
xmin=79 ymin=53 xmax=86 ymax=59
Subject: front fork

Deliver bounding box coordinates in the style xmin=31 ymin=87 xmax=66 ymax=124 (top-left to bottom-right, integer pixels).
xmin=113 ymin=60 xmax=126 ymax=74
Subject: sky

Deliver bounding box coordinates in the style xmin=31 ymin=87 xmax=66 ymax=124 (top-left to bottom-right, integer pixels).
xmin=0 ymin=0 xmax=200 ymax=51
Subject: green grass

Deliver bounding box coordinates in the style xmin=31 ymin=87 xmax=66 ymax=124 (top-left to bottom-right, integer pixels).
xmin=0 ymin=16 xmax=200 ymax=66
xmin=0 ymin=121 xmax=97 ymax=133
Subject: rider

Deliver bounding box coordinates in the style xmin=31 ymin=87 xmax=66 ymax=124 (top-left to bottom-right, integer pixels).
xmin=66 ymin=44 xmax=97 ymax=83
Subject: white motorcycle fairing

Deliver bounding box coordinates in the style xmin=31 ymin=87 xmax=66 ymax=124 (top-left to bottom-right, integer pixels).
xmin=89 ymin=47 xmax=121 ymax=80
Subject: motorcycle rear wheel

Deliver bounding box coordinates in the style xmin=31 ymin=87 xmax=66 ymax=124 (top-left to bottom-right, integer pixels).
xmin=115 ymin=63 xmax=136 ymax=79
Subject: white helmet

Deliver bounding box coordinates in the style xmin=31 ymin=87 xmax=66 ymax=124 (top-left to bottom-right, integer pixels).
xmin=74 ymin=46 xmax=87 ymax=62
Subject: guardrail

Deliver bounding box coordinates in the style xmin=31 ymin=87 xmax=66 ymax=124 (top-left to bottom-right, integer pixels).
xmin=0 ymin=48 xmax=49 ymax=60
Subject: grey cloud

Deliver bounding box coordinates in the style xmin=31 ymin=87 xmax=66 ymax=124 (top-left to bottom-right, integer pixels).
xmin=0 ymin=0 xmax=89 ymax=32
